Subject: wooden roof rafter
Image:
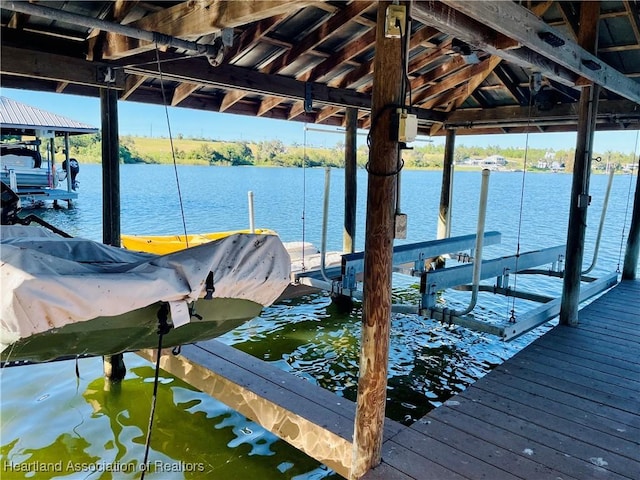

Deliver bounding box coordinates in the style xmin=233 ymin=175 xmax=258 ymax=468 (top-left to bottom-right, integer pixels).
xmin=440 ymin=0 xmax=640 ymax=103
xmin=1 ymin=0 xmax=638 ymax=137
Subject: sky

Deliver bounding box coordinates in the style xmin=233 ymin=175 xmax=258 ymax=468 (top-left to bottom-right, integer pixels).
xmin=2 ymin=87 xmax=639 ymax=155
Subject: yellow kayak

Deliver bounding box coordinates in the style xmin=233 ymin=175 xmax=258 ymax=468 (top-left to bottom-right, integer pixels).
xmin=121 ymin=228 xmax=278 ymax=255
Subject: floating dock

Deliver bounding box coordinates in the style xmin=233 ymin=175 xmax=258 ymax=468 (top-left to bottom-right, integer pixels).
xmin=140 ymin=279 xmax=639 ymax=479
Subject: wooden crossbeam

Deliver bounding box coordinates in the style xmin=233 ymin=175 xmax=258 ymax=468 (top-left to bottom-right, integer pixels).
xmin=102 ymin=0 xmax=318 ymax=59
xmin=171 ymin=83 xmax=200 ymax=106
xmin=441 ymin=0 xmax=640 ymax=103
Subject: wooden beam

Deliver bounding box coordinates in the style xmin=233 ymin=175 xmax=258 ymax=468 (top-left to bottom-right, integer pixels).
xmin=409 ymin=55 xmax=467 ymax=93
xmin=219 ymin=89 xmax=246 ymax=112
xmin=138 ymin=341 xmax=355 ymax=479
xmin=413 ymin=56 xmax=500 ymax=107
xmin=288 ymin=101 xmax=307 ymax=120
xmin=352 ymin=2 xmax=403 ymax=478
xmin=412 ymin=2 xmax=578 ymax=87
xmin=316 ymin=105 xmax=341 ymax=123
xmin=87 ymin=0 xmax=138 ymax=61
xmin=344 ymin=107 xmax=358 ymax=254
xmin=121 ymin=73 xmax=147 ymax=100
xmin=441 ymin=0 xmax=640 ymax=103
xmin=125 ymin=56 xmax=374 ymax=110
xmin=223 ymin=14 xmax=286 ymax=64
xmin=560 ymin=0 xmax=601 ymax=327
xmin=624 ymin=0 xmax=640 ymax=44
xmin=446 ymin=99 xmax=640 ymax=128
xmin=438 ymin=129 xmax=455 ymax=240
xmin=557 ymin=2 xmax=580 ymax=41
xmin=101 ymin=87 xmax=121 ymax=248
xmin=262 ymin=1 xmax=372 ymax=75
xmin=55 ymin=81 xmax=69 ymax=93
xmin=622 ymin=158 xmax=640 ymax=280
xmin=171 ymin=82 xmax=199 ymax=106
xmin=442 ymin=56 xmax=502 ymax=109
xmin=257 ymin=95 xmax=285 ymax=116
xmin=335 ymin=26 xmax=440 ymax=91
xmin=493 ymin=64 xmax=530 ymax=106
xmin=7 ymin=12 xmax=29 ymax=30
xmin=0 ymin=45 xmax=126 ymax=89
xmin=102 ymin=0 xmax=316 ymax=59
xmin=299 ymin=27 xmax=376 ymax=83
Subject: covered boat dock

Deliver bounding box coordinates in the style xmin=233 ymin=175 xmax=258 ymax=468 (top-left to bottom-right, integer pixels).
xmin=1 ymin=1 xmax=639 ymax=479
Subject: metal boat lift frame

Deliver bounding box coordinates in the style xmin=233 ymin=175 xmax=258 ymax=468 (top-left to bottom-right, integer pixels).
xmin=294 ymin=232 xmax=618 ymax=341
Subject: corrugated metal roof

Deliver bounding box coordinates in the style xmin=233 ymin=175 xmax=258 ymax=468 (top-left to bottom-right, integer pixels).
xmin=0 ymin=96 xmax=98 ymax=136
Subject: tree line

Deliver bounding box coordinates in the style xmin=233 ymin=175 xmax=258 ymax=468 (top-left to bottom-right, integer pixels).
xmin=63 ymin=133 xmax=637 ymax=172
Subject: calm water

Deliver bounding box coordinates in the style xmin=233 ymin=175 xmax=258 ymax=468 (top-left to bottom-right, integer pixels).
xmin=1 ymin=164 xmax=637 ymax=479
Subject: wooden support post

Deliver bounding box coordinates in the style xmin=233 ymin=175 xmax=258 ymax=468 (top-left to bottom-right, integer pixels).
xmin=344 ymin=107 xmax=358 ymax=254
xmin=63 ymin=133 xmax=73 ymax=208
xmin=622 ymin=159 xmax=640 ymax=280
xmin=560 ymin=1 xmax=600 ymax=326
xmin=351 ymin=2 xmax=403 ymax=478
xmin=437 ymin=129 xmax=455 ymax=239
xmin=100 ymin=87 xmax=126 ymax=382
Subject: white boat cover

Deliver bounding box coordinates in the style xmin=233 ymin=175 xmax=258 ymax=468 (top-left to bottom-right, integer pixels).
xmin=0 ymin=225 xmax=291 ymax=352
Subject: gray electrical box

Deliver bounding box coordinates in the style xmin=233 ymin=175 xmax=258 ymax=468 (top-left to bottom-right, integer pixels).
xmin=395 ymin=213 xmax=407 ymax=239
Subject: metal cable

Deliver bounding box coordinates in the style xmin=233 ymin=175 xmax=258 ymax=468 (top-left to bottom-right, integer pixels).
xmin=154 ymin=44 xmax=190 ymax=247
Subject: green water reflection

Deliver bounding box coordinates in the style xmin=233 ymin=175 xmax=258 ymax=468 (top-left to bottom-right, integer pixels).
xmin=1 ymin=355 xmax=338 ymax=479
xmin=2 ymin=290 xmax=538 ymax=479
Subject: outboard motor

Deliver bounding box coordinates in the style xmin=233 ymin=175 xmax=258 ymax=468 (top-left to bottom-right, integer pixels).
xmin=61 ymin=158 xmax=80 ymax=190
xmin=1 ymin=181 xmax=21 ymax=225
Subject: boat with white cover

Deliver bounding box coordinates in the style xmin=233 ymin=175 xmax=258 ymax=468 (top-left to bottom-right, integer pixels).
xmin=0 ymin=225 xmax=291 ymax=363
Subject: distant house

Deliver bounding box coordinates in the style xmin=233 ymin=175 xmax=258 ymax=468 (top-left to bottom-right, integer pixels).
xmin=481 ymin=154 xmax=507 ymax=168
xmin=537 ymin=160 xmax=549 ymax=169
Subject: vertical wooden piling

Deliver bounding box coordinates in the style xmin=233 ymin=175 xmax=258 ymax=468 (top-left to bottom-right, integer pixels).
xmin=437 ymin=129 xmax=455 ymax=239
xmin=560 ymin=1 xmax=600 ymax=326
xmin=344 ymin=107 xmax=358 ymax=254
xmin=351 ymin=2 xmax=403 ymax=478
xmin=100 ymin=87 xmax=126 ymax=382
xmin=622 ymin=160 xmax=640 ymax=280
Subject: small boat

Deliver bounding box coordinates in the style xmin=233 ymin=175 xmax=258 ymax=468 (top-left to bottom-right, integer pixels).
xmin=121 ymin=228 xmax=277 ymax=255
xmin=0 ymin=142 xmax=53 ymax=190
xmin=0 ymin=225 xmax=291 ymax=363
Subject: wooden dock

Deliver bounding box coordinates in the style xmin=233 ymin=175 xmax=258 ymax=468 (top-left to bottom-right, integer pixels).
xmin=364 ymin=279 xmax=640 ymax=480
xmin=139 ymin=279 xmax=639 ymax=479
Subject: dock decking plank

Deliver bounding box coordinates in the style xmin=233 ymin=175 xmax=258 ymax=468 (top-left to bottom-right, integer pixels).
xmin=474 ymin=372 xmax=640 ymax=443
xmin=429 ymin=403 xmax=632 ymax=480
xmin=408 ymin=415 xmax=581 ymax=480
xmin=523 ymin=342 xmax=640 ymax=381
xmin=452 ymin=382 xmax=639 ymax=464
xmin=513 ymin=348 xmax=640 ymax=392
xmin=493 ymin=356 xmax=638 ymax=404
xmin=369 ymin=280 xmax=640 ymax=480
xmin=390 ymin=427 xmax=523 ymax=480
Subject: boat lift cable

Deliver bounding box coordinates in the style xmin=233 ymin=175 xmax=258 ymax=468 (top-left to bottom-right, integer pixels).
xmin=155 ymin=45 xmax=190 ymax=247
xmin=617 ymin=130 xmax=640 ymax=272
xmin=508 ymin=82 xmax=535 ymax=324
xmin=140 ymin=305 xmax=172 ymax=480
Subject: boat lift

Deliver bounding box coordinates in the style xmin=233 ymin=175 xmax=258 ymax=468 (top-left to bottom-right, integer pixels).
xmin=294 ymin=168 xmax=619 ymax=341
xmin=294 ymin=236 xmax=617 ymax=341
